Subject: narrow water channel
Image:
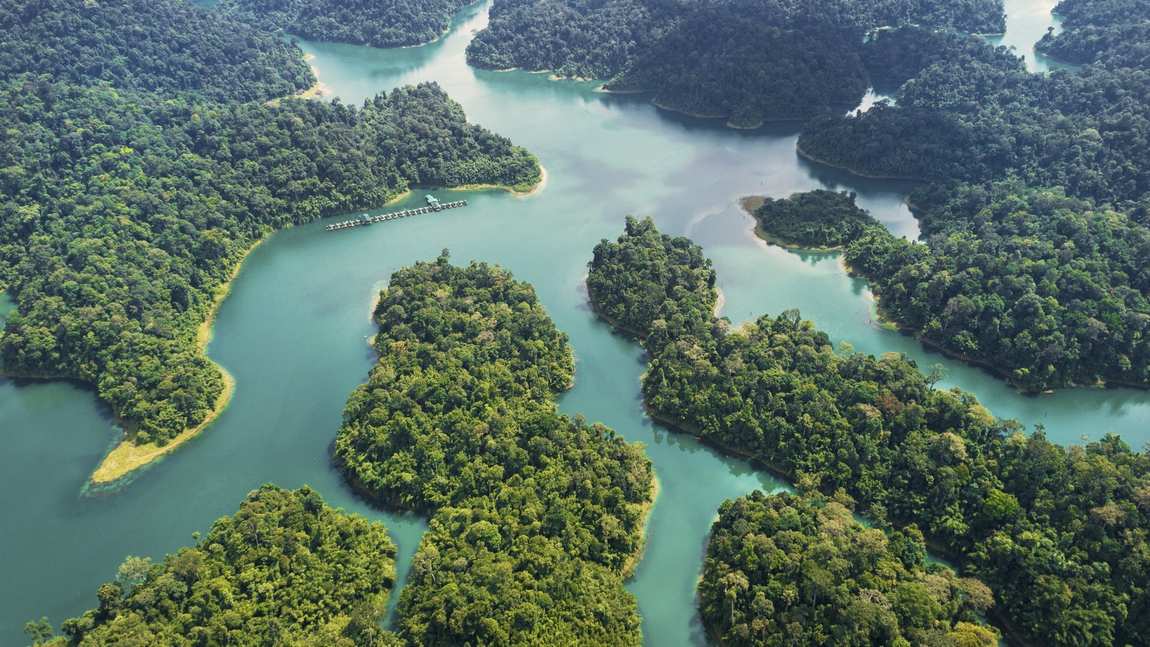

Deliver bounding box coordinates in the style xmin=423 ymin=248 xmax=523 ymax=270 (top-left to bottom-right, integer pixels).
xmin=1 ymin=1 xmax=1143 ymax=644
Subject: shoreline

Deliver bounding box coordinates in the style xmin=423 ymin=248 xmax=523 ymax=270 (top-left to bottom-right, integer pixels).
xmin=739 ymin=196 xmax=848 ymax=253
xmin=88 ymin=237 xmax=267 ymax=486
xmin=795 ymin=142 xmax=924 ymax=182
xmin=621 ymin=472 xmax=660 ymax=579
xmin=445 ymin=162 xmax=548 ymax=197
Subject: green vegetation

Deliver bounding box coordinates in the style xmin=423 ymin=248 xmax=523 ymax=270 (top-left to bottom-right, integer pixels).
xmin=798 ymin=34 xmax=1150 ymax=206
xmin=701 ymin=491 xmax=998 ymax=646
xmin=0 ymin=0 xmax=312 ymax=103
xmin=749 ymin=190 xmax=879 ymax=249
xmin=0 ymin=78 xmax=539 ymax=462
xmin=861 ymin=26 xmax=1024 ymax=92
xmin=467 ymin=0 xmax=1005 ymax=124
xmin=797 ymin=17 xmax=1150 ymax=389
xmin=47 ymin=486 xmax=398 ymax=646
xmin=587 ymin=219 xmax=1150 ymax=646
xmin=1036 ymin=0 xmax=1150 ymax=68
xmin=845 ymin=181 xmax=1150 ymax=391
xmin=335 ymin=255 xmax=655 ymax=645
xmin=217 ymin=0 xmax=473 ymax=48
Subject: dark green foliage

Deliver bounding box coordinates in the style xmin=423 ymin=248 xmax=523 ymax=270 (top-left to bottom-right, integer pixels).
xmin=799 ymin=44 xmax=1150 ymax=206
xmin=59 ymin=486 xmax=398 ymax=646
xmin=217 ymin=0 xmax=473 ymax=48
xmin=586 ymin=216 xmax=718 ymax=346
xmin=1037 ymin=0 xmax=1150 ymax=68
xmin=861 ymin=26 xmax=1024 ymax=91
xmin=587 ymin=220 xmax=1150 ymax=646
xmin=335 ymin=256 xmax=654 ymax=645
xmin=468 ymin=0 xmax=1004 ymax=122
xmin=0 ymin=0 xmax=312 ymax=103
xmin=0 ymin=79 xmax=540 ymax=445
xmin=700 ymin=491 xmax=998 ymax=646
xmin=845 ymin=182 xmax=1150 ymax=391
xmin=753 ymin=190 xmax=879 ymax=248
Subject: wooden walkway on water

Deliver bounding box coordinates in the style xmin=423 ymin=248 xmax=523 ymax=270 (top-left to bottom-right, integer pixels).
xmin=325 ymin=199 xmax=468 ymax=232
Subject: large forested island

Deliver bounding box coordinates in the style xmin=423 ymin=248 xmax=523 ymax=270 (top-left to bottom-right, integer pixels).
xmin=700 ymin=491 xmax=998 ymax=646
xmin=588 ymin=218 xmax=1150 ymax=646
xmin=35 ymin=486 xmax=399 ymax=645
xmin=333 ymin=256 xmax=654 ymax=645
xmin=467 ymin=0 xmax=1006 ymax=126
xmin=0 ymin=0 xmax=540 ymax=484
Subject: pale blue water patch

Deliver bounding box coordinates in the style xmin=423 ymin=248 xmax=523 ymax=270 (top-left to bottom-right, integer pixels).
xmin=988 ymin=0 xmax=1079 ymax=73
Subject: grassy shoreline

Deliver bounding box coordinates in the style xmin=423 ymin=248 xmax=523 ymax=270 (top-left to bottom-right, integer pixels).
xmin=445 ymin=161 xmax=547 ymax=196
xmin=621 ymin=472 xmax=660 ymax=579
xmin=89 ymin=237 xmax=268 ymax=486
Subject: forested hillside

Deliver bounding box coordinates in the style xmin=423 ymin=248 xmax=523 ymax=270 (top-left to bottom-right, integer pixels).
xmin=795 ymin=13 xmax=1150 ymax=389
xmin=45 ymin=486 xmax=398 ymax=645
xmin=701 ymin=491 xmax=998 ymax=646
xmin=467 ymin=0 xmax=1005 ymax=124
xmin=1036 ymin=0 xmax=1150 ymax=67
xmin=587 ymin=219 xmax=1150 ymax=646
xmin=845 ymin=182 xmax=1150 ymax=391
xmin=217 ymin=0 xmax=473 ymax=48
xmin=0 ymin=0 xmax=312 ymax=102
xmin=334 ymin=256 xmax=655 ymax=645
xmin=0 ymin=79 xmax=539 ymax=457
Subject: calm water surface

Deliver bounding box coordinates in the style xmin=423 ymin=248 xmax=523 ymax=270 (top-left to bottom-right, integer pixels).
xmin=2 ymin=1 xmax=1144 ymax=644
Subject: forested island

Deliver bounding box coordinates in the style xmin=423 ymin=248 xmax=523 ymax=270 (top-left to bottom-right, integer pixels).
xmin=0 ymin=0 xmax=541 ymax=484
xmin=745 ymin=190 xmax=878 ymax=250
xmin=587 ymin=218 xmax=1150 ymax=646
xmin=700 ymin=491 xmax=998 ymax=646
xmin=333 ymin=255 xmax=655 ymax=645
xmin=28 ymin=486 xmax=399 ymax=645
xmin=467 ymin=0 xmax=1005 ymax=126
xmin=216 ymin=0 xmax=473 ymax=48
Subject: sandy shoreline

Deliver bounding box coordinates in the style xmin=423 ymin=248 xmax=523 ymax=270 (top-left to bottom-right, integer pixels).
xmin=89 ymin=237 xmax=267 ymax=486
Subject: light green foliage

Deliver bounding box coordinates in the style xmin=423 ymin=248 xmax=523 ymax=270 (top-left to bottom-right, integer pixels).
xmin=335 ymin=256 xmax=655 ymax=645
xmin=59 ymin=486 xmax=398 ymax=646
xmin=701 ymin=491 xmax=997 ymax=646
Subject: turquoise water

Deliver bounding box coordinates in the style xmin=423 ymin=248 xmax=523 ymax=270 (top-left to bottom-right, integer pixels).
xmin=2 ymin=1 xmax=1144 ymax=644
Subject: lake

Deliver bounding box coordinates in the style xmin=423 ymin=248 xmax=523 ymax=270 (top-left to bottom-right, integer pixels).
xmin=1 ymin=0 xmax=1144 ymax=644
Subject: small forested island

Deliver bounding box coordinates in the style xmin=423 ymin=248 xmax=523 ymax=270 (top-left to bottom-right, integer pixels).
xmin=216 ymin=0 xmax=473 ymax=48
xmin=745 ymin=190 xmax=879 ymax=250
xmin=587 ymin=218 xmax=1150 ymax=646
xmin=334 ymin=255 xmax=655 ymax=645
xmin=30 ymin=486 xmax=399 ymax=646
xmin=700 ymin=491 xmax=998 ymax=646
xmin=467 ymin=0 xmax=1005 ymax=125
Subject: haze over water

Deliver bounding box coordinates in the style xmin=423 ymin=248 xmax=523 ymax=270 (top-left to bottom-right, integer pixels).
xmin=1 ymin=1 xmax=1145 ymax=644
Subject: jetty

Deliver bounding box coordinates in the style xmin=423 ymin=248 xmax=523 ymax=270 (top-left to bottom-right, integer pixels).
xmin=325 ymin=195 xmax=467 ymax=231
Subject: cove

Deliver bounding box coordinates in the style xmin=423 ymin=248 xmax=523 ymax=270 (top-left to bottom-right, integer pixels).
xmin=1 ymin=1 xmax=1147 ymax=645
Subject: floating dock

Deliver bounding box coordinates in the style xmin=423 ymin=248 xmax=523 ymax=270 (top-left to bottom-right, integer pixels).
xmin=325 ymin=195 xmax=467 ymax=231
